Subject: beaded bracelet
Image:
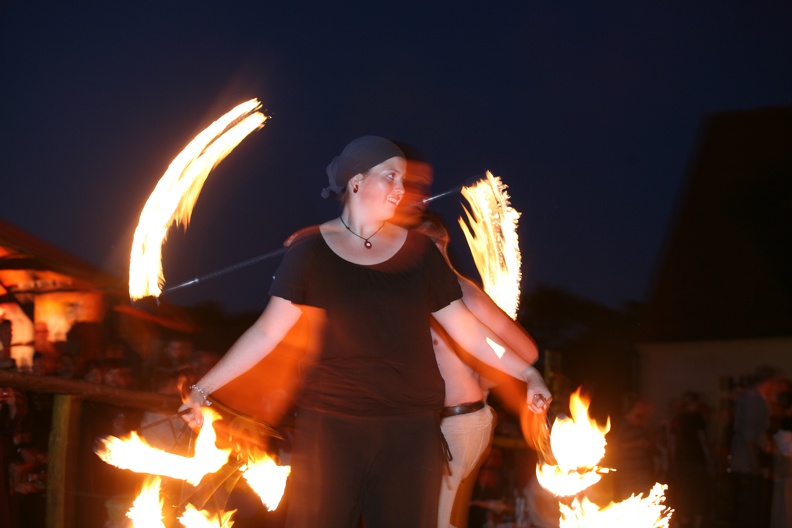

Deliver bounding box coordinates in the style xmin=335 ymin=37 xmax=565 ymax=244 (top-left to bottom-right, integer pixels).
xmin=189 ymin=384 xmax=212 ymax=407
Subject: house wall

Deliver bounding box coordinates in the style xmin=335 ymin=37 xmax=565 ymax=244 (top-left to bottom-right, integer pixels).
xmin=34 ymin=291 xmax=106 ymax=341
xmin=637 ymin=337 xmax=792 ymax=429
xmin=1 ymin=292 xmax=107 ymax=370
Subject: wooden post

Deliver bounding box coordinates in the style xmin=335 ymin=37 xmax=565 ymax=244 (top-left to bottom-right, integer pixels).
xmin=46 ymin=395 xmax=83 ymax=528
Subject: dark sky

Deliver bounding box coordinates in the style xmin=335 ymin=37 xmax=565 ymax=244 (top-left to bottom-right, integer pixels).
xmin=2 ymin=2 xmax=791 ymax=315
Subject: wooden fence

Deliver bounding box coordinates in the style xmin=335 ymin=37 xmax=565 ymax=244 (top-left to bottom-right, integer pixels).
xmin=0 ymin=369 xmax=180 ymax=528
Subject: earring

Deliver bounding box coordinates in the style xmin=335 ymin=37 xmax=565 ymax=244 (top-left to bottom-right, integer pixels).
xmin=353 ymin=184 xmax=359 ymax=193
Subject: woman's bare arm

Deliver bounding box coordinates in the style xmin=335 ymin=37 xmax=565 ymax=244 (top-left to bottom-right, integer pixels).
xmin=180 ymin=296 xmax=303 ymax=426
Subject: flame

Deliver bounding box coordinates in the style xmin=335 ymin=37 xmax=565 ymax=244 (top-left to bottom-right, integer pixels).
xmin=559 ymin=484 xmax=671 ymax=528
xmin=129 ymin=98 xmax=267 ymax=300
xmin=241 ymin=450 xmax=292 ymax=511
xmin=536 ymin=390 xmax=610 ymax=497
xmin=535 ymin=388 xmax=673 ymax=526
xmin=178 ymin=504 xmax=237 ymax=528
xmin=95 ymin=407 xmax=232 ymax=486
xmin=127 ymin=476 xmax=166 ymax=528
xmin=550 ymin=390 xmax=611 ymax=475
xmin=125 ymin=477 xmax=238 ymax=527
xmin=459 ymin=171 xmax=522 ymax=319
xmin=96 ymin=406 xmax=291 ymax=522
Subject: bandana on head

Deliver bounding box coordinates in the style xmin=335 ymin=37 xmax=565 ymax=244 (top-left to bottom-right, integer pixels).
xmin=322 ymin=135 xmax=404 ymax=199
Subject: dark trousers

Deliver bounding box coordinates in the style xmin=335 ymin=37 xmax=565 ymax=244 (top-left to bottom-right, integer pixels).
xmin=730 ymin=472 xmax=772 ymax=528
xmin=286 ymin=409 xmax=443 ymax=528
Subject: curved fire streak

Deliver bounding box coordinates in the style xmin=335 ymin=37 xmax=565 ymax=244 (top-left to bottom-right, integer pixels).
xmin=129 ymin=98 xmax=267 ymax=300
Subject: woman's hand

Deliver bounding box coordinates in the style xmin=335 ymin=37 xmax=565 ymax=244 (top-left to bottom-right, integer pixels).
xmin=179 ymin=386 xmax=208 ymax=431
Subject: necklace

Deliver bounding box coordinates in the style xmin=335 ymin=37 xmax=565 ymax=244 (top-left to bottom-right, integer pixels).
xmin=339 ymin=216 xmax=385 ymax=249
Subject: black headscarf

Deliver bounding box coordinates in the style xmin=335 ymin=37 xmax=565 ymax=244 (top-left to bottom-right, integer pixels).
xmin=322 ymin=135 xmax=404 ymax=199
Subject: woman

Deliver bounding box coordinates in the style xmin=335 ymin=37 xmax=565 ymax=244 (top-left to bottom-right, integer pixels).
xmin=181 ymin=135 xmax=550 ymax=528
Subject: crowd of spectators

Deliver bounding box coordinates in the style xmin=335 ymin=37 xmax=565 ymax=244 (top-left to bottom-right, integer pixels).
xmin=0 ymin=321 xmax=222 ymax=528
xmin=601 ymin=364 xmax=791 ymax=528
xmin=461 ymin=364 xmax=791 ymax=528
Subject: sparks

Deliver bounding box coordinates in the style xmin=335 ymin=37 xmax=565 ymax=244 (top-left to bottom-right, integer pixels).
xmin=129 ymin=98 xmax=267 ymax=300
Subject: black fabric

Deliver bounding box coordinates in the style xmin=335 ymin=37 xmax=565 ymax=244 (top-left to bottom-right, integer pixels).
xmin=269 ymin=229 xmax=461 ymax=415
xmin=322 ymin=136 xmax=404 ymax=198
xmin=286 ymin=409 xmax=442 ymax=528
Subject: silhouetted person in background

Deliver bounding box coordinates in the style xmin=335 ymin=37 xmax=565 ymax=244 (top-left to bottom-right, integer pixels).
xmin=730 ymin=364 xmax=778 ymax=528
xmin=771 ymin=387 xmax=792 ymax=528
xmin=607 ymin=393 xmax=659 ymax=501
xmin=1 ymin=387 xmax=21 ymax=528
xmin=670 ymin=390 xmax=713 ymax=528
xmin=0 ymin=320 xmax=15 ymax=370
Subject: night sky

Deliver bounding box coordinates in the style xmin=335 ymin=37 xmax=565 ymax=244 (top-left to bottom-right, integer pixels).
xmin=2 ymin=2 xmax=791 ymax=315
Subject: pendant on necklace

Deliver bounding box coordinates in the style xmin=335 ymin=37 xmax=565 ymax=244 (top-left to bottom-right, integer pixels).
xmin=339 ymin=216 xmax=382 ymax=250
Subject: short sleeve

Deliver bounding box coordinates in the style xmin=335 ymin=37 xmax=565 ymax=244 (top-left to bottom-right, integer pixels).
xmin=269 ymin=235 xmax=314 ymax=305
xmin=422 ymin=238 xmax=462 ymax=312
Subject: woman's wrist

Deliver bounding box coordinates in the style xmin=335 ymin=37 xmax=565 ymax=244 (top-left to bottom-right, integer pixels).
xmin=189 ymin=384 xmax=212 ymax=406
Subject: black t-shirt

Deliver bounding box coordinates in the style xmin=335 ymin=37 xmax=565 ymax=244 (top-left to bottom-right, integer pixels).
xmin=269 ymin=229 xmax=462 ymax=415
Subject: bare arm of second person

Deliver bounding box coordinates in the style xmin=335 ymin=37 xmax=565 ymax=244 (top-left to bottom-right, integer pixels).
xmin=457 ymin=275 xmax=539 ymax=365
xmin=433 ymin=299 xmax=550 ymax=413
xmin=179 ymin=296 xmax=303 ymax=428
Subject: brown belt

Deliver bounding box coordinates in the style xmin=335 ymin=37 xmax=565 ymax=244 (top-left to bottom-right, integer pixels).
xmin=440 ymin=400 xmax=485 ymax=418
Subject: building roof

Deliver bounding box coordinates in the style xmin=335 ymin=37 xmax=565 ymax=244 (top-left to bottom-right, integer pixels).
xmin=0 ymin=218 xmax=196 ymax=332
xmin=637 ymin=106 xmax=792 ymax=342
xmin=0 ymin=219 xmax=124 ymax=303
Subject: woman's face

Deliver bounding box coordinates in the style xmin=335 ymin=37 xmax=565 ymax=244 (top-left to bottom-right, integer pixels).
xmin=355 ymin=156 xmax=406 ymax=217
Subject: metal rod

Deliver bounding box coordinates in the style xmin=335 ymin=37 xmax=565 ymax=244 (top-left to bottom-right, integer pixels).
xmin=162 ymin=247 xmax=287 ymax=295
xmin=137 ymin=407 xmax=192 ymax=432
xmin=136 ymin=397 xmax=284 ymax=439
xmin=423 ymin=172 xmax=485 ymax=204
